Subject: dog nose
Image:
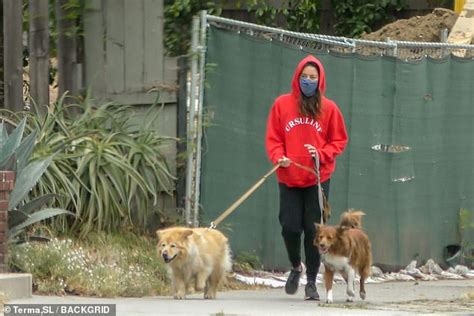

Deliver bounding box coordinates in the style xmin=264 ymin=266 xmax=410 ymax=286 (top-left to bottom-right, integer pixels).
xmin=162 ymin=251 xmax=168 ymax=259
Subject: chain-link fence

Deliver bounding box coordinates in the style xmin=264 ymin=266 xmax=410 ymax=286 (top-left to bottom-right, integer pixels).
xmin=208 ymin=15 xmax=474 ymax=60
xmin=190 ymin=13 xmax=474 ymax=268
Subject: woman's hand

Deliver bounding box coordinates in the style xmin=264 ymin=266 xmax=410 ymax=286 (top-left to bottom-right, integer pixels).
xmin=278 ymin=156 xmax=291 ymax=167
xmin=304 ymin=144 xmax=317 ymax=157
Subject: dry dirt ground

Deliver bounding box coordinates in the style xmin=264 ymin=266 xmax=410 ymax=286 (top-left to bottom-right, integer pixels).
xmin=361 ymin=8 xmax=458 ymax=42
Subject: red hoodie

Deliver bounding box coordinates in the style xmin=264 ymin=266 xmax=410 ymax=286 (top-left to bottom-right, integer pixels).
xmin=265 ymin=55 xmax=348 ymax=187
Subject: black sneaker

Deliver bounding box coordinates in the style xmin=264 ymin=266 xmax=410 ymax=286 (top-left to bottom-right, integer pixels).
xmin=304 ymin=281 xmax=320 ymax=300
xmin=285 ymin=267 xmax=302 ymax=294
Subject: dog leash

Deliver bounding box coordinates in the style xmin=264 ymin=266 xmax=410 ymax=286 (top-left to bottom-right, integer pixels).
xmin=291 ymin=161 xmax=316 ymax=175
xmin=291 ymin=158 xmax=324 ymax=224
xmin=209 ymin=164 xmax=280 ymax=229
xmin=209 ymin=155 xmax=324 ymax=229
xmin=312 ymin=150 xmax=325 ymax=225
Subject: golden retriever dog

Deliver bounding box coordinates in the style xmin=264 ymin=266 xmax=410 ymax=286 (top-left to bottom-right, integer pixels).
xmin=315 ymin=211 xmax=372 ymax=303
xmin=156 ymin=227 xmax=232 ymax=299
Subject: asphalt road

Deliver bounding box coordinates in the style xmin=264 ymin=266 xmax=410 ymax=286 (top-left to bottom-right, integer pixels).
xmin=7 ymin=279 xmax=474 ymax=316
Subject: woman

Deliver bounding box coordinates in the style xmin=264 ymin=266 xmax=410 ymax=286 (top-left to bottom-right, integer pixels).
xmin=265 ymin=55 xmax=348 ymax=300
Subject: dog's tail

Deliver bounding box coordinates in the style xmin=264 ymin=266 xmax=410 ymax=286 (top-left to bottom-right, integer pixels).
xmin=220 ymin=241 xmax=233 ymax=287
xmin=339 ymin=209 xmax=365 ymax=229
xmin=224 ymin=242 xmax=232 ymax=273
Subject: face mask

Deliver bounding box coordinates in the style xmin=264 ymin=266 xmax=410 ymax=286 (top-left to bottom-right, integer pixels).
xmin=300 ymin=78 xmax=319 ymax=97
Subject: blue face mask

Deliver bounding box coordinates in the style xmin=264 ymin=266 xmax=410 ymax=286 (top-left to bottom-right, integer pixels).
xmin=300 ymin=78 xmax=319 ymax=97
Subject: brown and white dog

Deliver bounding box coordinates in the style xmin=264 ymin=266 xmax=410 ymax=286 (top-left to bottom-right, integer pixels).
xmin=156 ymin=227 xmax=232 ymax=299
xmin=314 ymin=210 xmax=372 ymax=303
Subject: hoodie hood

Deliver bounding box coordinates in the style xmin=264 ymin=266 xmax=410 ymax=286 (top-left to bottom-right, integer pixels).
xmin=291 ymin=55 xmax=326 ymax=98
xmin=266 ymin=54 xmax=348 ymax=187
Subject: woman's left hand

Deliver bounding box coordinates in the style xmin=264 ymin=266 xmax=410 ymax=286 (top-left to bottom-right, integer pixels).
xmin=304 ymin=144 xmax=317 ymax=157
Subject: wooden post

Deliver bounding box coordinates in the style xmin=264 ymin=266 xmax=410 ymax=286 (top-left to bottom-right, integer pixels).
xmin=0 ymin=171 xmax=14 ymax=272
xmin=29 ymin=0 xmax=49 ymax=114
xmin=56 ymin=0 xmax=78 ymax=101
xmin=3 ymin=0 xmax=23 ymax=111
xmin=320 ymin=0 xmax=334 ymax=35
xmin=0 ymin=1 xmax=4 ymax=107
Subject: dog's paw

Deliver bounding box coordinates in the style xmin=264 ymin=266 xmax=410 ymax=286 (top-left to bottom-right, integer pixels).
xmin=204 ymin=293 xmax=216 ymax=299
xmin=360 ymin=291 xmax=366 ymax=300
xmin=326 ymin=290 xmax=333 ymax=303
xmin=174 ymin=293 xmax=186 ymax=300
xmin=346 ymin=287 xmax=355 ymax=297
xmin=346 ymin=287 xmax=355 ymax=303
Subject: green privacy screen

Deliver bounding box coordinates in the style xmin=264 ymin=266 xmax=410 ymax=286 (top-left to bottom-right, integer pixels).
xmin=200 ymin=26 xmax=474 ymax=269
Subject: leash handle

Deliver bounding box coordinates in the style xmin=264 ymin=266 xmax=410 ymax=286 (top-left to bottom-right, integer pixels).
xmin=292 ymin=156 xmax=325 ymax=224
xmin=209 ymin=164 xmax=280 ymax=229
xmin=312 ymin=150 xmax=325 ymax=224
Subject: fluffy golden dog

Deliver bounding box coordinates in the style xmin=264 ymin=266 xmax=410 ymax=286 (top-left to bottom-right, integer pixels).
xmin=156 ymin=227 xmax=231 ymax=299
xmin=315 ymin=211 xmax=372 ymax=303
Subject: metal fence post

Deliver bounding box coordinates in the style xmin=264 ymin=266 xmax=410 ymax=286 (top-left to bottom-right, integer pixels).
xmin=185 ymin=16 xmax=200 ymax=227
xmin=193 ymin=10 xmax=208 ymax=228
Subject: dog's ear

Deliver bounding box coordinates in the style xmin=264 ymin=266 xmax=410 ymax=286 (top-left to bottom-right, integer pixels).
xmin=156 ymin=228 xmax=174 ymax=241
xmin=180 ymin=229 xmax=193 ymax=239
xmin=315 ymin=223 xmax=322 ymax=231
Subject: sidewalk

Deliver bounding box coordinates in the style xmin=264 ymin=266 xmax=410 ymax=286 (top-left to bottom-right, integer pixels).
xmin=7 ymin=279 xmax=474 ymax=315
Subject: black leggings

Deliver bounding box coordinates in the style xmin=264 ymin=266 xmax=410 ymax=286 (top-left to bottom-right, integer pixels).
xmin=279 ymin=180 xmax=330 ymax=282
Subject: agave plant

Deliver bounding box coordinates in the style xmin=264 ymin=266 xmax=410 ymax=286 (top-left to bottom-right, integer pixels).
xmin=59 ymin=95 xmax=176 ymax=234
xmin=0 ymin=117 xmax=74 ymax=242
xmin=1 ymin=92 xmax=176 ymax=236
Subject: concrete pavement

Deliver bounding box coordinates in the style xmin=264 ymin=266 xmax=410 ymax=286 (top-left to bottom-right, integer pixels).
xmin=7 ymin=279 xmax=474 ymax=315
xmin=0 ymin=274 xmax=32 ymax=299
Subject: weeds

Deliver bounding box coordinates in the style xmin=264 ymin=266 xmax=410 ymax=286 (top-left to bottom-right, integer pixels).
xmin=233 ymin=252 xmax=262 ymax=273
xmin=9 ymin=230 xmax=265 ymax=297
xmin=9 ymin=232 xmax=169 ymax=297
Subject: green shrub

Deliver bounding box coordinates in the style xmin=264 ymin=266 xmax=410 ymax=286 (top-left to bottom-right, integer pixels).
xmin=9 ymin=232 xmax=169 ymax=297
xmin=233 ymin=251 xmax=262 ymax=273
xmin=331 ymin=0 xmax=406 ymax=38
xmin=0 ymin=92 xmax=177 ymax=236
xmin=164 ymin=0 xmax=220 ymax=56
xmin=164 ymin=0 xmax=408 ymax=56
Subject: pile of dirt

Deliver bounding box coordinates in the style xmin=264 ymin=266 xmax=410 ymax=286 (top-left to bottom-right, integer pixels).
xmin=361 ymin=8 xmax=458 ymax=42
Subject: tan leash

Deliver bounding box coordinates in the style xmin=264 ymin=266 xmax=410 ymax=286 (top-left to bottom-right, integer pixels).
xmin=209 ymin=159 xmax=323 ymax=229
xmin=209 ymin=164 xmax=280 ymax=229
xmin=291 ymin=161 xmax=317 ymax=176
xmin=312 ymin=150 xmax=326 ymax=224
